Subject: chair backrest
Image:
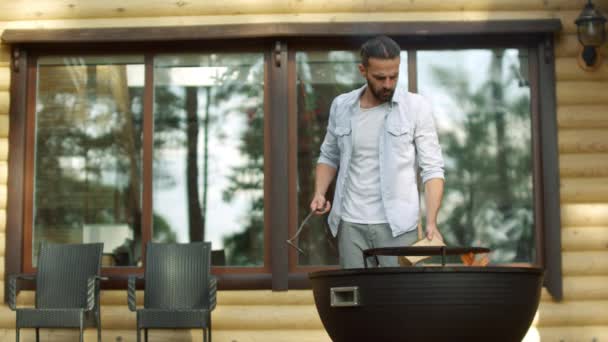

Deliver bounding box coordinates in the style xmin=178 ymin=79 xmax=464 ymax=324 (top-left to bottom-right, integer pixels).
xmin=144 ymin=242 xmax=211 ymax=310
xmin=36 ymin=242 xmax=103 ymax=309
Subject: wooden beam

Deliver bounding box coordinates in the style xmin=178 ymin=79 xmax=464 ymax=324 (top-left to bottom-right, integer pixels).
xmin=561 ymin=203 xmax=608 ymax=227
xmin=561 ymin=178 xmax=608 ymax=203
xmin=562 ymin=227 xmax=608 ymax=251
xmin=537 ymin=300 xmax=608 ymax=326
xmin=558 ymin=105 xmax=608 ymax=129
xmin=560 ymin=153 xmax=608 ymax=177
xmin=559 ymin=129 xmax=608 ymax=153
xmin=563 ymin=251 xmax=608 ymax=275
xmin=1 ymin=20 xmax=561 ymax=43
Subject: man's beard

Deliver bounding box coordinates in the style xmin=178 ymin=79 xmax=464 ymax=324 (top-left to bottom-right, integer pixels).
xmin=367 ymin=81 xmax=395 ymax=103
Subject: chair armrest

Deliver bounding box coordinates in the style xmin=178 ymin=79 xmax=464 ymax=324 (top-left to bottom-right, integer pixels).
xmin=128 ymin=275 xmax=143 ymax=312
xmin=208 ymin=275 xmax=217 ymax=311
xmin=86 ymin=276 xmax=108 ymax=311
xmin=8 ymin=274 xmax=36 ymax=311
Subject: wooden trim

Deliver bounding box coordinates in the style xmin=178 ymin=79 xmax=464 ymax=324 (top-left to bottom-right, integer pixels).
xmin=269 ymin=41 xmax=289 ymax=290
xmin=21 ymin=54 xmax=37 ymax=273
xmin=4 ymin=47 xmax=28 ymax=302
xmin=141 ymin=55 xmax=154 ymax=267
xmin=528 ymin=47 xmax=545 ymax=268
xmin=538 ymin=34 xmax=563 ymax=301
xmin=1 ymin=20 xmax=562 ymax=44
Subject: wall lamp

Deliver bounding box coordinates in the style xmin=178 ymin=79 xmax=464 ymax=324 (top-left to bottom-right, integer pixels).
xmin=575 ymin=0 xmax=607 ymax=70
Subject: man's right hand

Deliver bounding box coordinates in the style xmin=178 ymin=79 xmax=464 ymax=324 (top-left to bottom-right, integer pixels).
xmin=310 ymin=193 xmax=331 ymax=214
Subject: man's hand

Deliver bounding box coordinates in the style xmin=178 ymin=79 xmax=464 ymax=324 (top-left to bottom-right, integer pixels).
xmin=425 ymin=223 xmax=444 ymax=242
xmin=310 ymin=193 xmax=331 ymax=214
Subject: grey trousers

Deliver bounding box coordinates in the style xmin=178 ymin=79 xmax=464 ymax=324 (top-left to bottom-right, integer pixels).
xmin=338 ymin=220 xmax=419 ymax=269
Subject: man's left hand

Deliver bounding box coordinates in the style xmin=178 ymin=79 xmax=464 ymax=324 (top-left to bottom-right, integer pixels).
xmin=426 ymin=223 xmax=444 ymax=242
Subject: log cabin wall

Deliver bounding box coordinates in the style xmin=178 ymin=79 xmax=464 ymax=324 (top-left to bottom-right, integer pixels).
xmin=0 ymin=0 xmax=607 ymax=341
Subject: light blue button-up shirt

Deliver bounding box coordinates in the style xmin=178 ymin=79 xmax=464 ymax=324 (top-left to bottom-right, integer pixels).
xmin=318 ymin=85 xmax=445 ymax=237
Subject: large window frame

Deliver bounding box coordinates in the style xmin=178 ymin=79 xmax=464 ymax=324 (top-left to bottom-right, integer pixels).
xmin=3 ymin=20 xmax=563 ymax=299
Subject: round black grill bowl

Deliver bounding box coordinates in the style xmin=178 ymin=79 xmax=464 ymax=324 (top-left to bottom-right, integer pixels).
xmin=309 ymin=248 xmax=543 ymax=342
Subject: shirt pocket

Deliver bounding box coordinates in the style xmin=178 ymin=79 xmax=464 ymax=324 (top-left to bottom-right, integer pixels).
xmin=386 ymin=124 xmax=414 ymax=157
xmin=334 ymin=126 xmax=352 ymax=149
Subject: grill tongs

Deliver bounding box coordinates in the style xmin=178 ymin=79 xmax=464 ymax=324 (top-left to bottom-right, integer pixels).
xmin=286 ymin=210 xmax=319 ymax=254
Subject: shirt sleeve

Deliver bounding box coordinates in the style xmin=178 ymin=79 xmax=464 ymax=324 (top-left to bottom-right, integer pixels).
xmin=414 ymin=95 xmax=445 ymax=183
xmin=317 ymin=98 xmax=340 ymax=169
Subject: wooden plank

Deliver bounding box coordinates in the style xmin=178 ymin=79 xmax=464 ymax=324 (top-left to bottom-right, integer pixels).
xmin=537 ymin=300 xmax=608 ymax=326
xmin=559 ymin=129 xmax=608 ymax=153
xmin=0 ymin=67 xmax=9 ymax=92
xmin=0 ymin=91 xmax=8 ymax=114
xmin=0 ymin=161 xmax=6 ymax=184
xmin=561 ymin=178 xmax=608 ymax=203
xmin=542 ymin=276 xmax=608 ymax=301
xmin=563 ymin=251 xmax=608 ymax=276
xmin=559 ymin=153 xmax=608 ymax=177
xmin=558 ymin=105 xmax=608 ymax=129
xmin=562 ymin=227 xmax=608 ymax=251
xmin=0 ymin=231 xmax=4 ymax=256
xmin=538 ymin=326 xmax=608 ymax=341
xmin=0 ymin=115 xmax=7 ymax=138
xmin=0 ymin=209 xmax=5 ymax=232
xmin=556 ymin=57 xmax=608 ymax=81
xmin=0 ymin=138 xmax=7 ymax=161
xmin=562 ymin=203 xmax=608 ymax=227
xmin=0 ymin=184 xmax=6 ymax=208
xmin=0 ymin=328 xmax=331 ymax=342
xmin=1 ymin=19 xmax=561 ymax=43
xmin=557 ymin=81 xmax=608 ymax=105
xmin=0 ymin=0 xmax=595 ymax=21
xmin=98 ymin=289 xmax=315 ymax=306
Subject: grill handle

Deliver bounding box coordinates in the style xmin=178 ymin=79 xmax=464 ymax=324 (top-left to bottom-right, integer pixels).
xmin=362 ymin=246 xmax=491 ymax=268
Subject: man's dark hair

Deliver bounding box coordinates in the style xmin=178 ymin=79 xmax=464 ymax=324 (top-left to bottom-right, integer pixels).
xmin=360 ymin=35 xmax=401 ymax=66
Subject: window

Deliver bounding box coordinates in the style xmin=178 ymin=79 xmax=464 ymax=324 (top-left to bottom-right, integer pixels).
xmin=5 ymin=21 xmax=561 ymax=297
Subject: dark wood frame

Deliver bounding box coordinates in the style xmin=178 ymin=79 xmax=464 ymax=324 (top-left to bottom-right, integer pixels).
xmin=3 ymin=20 xmax=562 ymax=299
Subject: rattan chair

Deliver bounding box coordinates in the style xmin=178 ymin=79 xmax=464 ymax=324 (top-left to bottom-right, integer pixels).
xmin=8 ymin=242 xmax=105 ymax=342
xmin=128 ymin=242 xmax=217 ymax=342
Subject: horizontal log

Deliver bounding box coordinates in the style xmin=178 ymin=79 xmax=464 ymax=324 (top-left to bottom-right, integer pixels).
xmin=537 ymin=300 xmax=608 ymax=326
xmin=0 ymin=115 xmax=8 ymax=138
xmin=0 ymin=281 xmax=3 ymax=303
xmin=0 ymin=184 xmax=6 ymax=208
xmin=553 ymin=34 xmax=608 ymax=58
xmin=561 ymin=178 xmax=608 ymax=203
xmin=556 ymin=57 xmax=608 ymax=81
xmin=0 ymin=209 xmax=5 ymax=232
xmin=0 ymin=43 xmax=10 ymax=64
xmin=562 ymin=203 xmax=608 ymax=227
xmin=0 ymin=328 xmax=331 ymax=342
xmin=0 ymin=1 xmax=585 ymax=21
xmin=98 ymin=289 xmax=315 ymax=306
xmin=0 ymin=161 xmax=7 ymax=184
xmin=562 ymin=227 xmax=608 ymax=251
xmin=0 ymin=67 xmax=9 ymax=91
xmin=559 ymin=129 xmax=608 ymax=153
xmin=0 ymin=138 xmax=7 ymax=161
xmin=0 ymin=256 xmax=4 ymax=279
xmin=0 ymin=231 xmax=4 ymax=257
xmin=557 ymin=81 xmax=608 ymax=105
xmin=5 ymin=301 xmax=322 ymax=330
xmin=0 ymin=307 xmax=13 ymax=328
xmin=0 ymin=91 xmax=8 ymax=115
xmin=541 ymin=276 xmax=608 ymax=301
xmin=557 ymin=105 xmax=608 ymax=129
xmin=563 ymin=251 xmax=608 ymax=276
xmin=2 ymin=12 xmax=560 ymax=32
xmin=560 ymin=153 xmax=608 ymax=177
xmin=538 ymin=326 xmax=608 ymax=342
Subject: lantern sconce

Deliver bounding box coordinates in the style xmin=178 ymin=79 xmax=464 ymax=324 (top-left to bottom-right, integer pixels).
xmin=575 ymin=0 xmax=607 ymax=71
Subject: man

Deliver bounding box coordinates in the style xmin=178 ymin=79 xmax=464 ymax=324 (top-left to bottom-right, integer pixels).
xmin=310 ymin=36 xmax=445 ymax=268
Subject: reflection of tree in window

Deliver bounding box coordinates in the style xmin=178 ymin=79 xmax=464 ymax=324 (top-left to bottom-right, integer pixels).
xmin=421 ymin=49 xmax=534 ymax=263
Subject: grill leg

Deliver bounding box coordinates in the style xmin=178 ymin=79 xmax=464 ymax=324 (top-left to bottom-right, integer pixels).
xmin=35 ymin=328 xmax=39 ymax=342
xmin=144 ymin=328 xmax=148 ymax=342
xmin=136 ymin=329 xmax=141 ymax=342
xmin=15 ymin=327 xmax=19 ymax=342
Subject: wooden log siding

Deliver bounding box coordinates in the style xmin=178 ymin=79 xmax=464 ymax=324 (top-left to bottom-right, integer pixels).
xmin=0 ymin=1 xmax=608 ymax=341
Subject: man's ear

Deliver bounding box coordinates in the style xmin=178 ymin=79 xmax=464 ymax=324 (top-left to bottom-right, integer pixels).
xmin=358 ymin=63 xmax=366 ymax=77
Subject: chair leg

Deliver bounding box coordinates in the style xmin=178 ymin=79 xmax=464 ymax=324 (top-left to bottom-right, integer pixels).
xmin=97 ymin=310 xmax=102 ymax=342
xmin=35 ymin=328 xmax=40 ymax=342
xmin=79 ymin=314 xmax=84 ymax=342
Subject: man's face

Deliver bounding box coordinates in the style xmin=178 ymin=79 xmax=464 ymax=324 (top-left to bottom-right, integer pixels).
xmin=359 ymin=57 xmax=400 ymax=103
